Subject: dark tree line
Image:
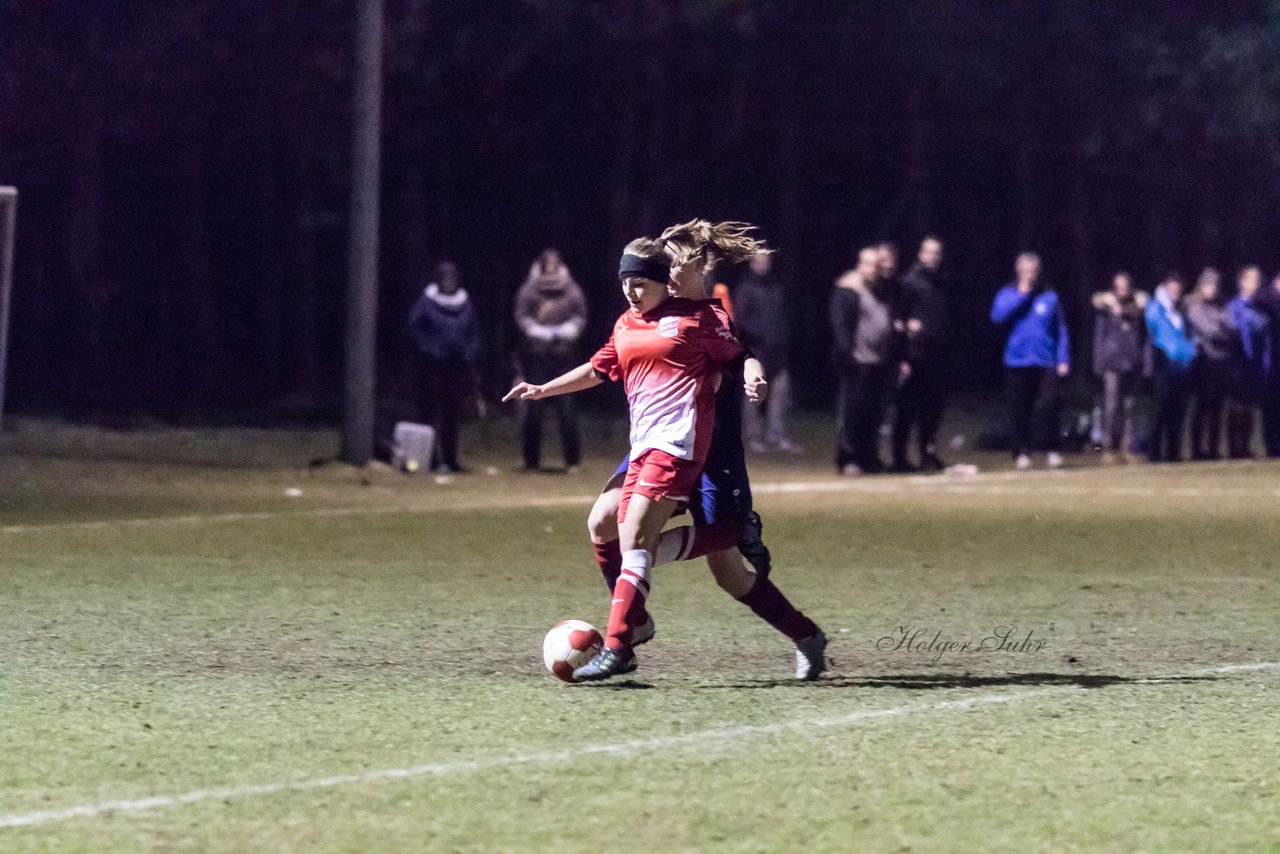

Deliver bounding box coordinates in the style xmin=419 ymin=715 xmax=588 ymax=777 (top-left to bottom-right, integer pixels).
xmin=2 ymin=0 xmax=1279 ymax=422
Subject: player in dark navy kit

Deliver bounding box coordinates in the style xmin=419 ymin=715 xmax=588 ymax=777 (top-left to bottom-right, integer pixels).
xmin=585 ymin=220 xmax=827 ymax=680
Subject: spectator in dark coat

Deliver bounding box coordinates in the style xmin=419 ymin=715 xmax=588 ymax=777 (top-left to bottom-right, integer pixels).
xmin=1185 ymin=268 xmax=1233 ymax=460
xmin=1091 ymin=271 xmax=1148 ymax=463
xmin=1258 ymin=273 xmax=1280 ymax=457
xmin=408 ymin=261 xmax=482 ymax=473
xmin=990 ymin=252 xmax=1070 ymax=470
xmin=735 ymin=251 xmax=796 ymax=453
xmin=1225 ymin=265 xmax=1271 ymax=458
xmin=512 ymin=248 xmax=587 ymax=471
xmin=892 ymin=236 xmax=951 ymax=472
xmin=831 ymin=246 xmax=907 ymax=475
xmin=1144 ymin=273 xmax=1196 ymax=462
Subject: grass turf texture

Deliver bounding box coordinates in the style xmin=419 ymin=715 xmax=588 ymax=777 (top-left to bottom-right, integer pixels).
xmin=2 ymin=416 xmax=1279 ymax=851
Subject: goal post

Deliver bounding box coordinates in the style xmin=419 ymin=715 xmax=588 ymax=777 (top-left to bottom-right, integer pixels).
xmin=0 ymin=187 xmax=15 ymax=430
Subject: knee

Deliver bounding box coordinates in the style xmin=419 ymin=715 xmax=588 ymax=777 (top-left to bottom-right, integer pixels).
xmin=587 ymin=499 xmax=620 ymax=544
xmin=587 ymin=507 xmax=617 ymax=544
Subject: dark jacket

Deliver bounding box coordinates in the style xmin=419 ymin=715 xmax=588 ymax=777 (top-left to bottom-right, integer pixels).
xmin=513 ymin=264 xmax=587 ymax=362
xmin=1184 ymin=293 xmax=1234 ymax=364
xmin=733 ymin=271 xmax=790 ymax=373
xmin=409 ymin=283 xmax=482 ymax=367
xmin=900 ymin=262 xmax=951 ymax=361
xmin=830 ymin=273 xmax=903 ymax=368
xmin=1091 ymin=290 xmax=1148 ymax=376
xmin=1254 ymin=284 xmax=1280 ymax=385
xmin=1227 ymin=295 xmax=1272 ymax=387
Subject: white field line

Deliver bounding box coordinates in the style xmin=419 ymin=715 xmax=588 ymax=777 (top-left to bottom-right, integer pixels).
xmin=3 ymin=466 xmax=1278 ymax=535
xmin=0 ymin=660 xmax=1276 ymax=830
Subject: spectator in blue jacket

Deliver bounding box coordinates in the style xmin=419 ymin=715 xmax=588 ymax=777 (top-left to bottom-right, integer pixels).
xmin=1225 ymin=265 xmax=1271 ymax=458
xmin=408 ymin=261 xmax=483 ymax=473
xmin=990 ymin=252 xmax=1070 ymax=470
xmin=1144 ymin=272 xmax=1196 ymax=462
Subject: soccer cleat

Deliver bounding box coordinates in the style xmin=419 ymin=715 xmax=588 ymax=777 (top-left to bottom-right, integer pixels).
xmin=572 ymin=646 xmax=637 ymax=682
xmin=1015 ymin=453 xmax=1032 ymax=471
xmin=738 ymin=511 xmax=772 ymax=579
xmin=1047 ymin=451 xmax=1064 ymax=469
xmin=632 ymin=614 xmax=656 ymax=646
xmin=795 ymin=630 xmax=827 ymax=681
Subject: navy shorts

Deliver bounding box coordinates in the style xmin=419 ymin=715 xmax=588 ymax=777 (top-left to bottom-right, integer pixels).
xmin=610 ymin=453 xmax=752 ymax=528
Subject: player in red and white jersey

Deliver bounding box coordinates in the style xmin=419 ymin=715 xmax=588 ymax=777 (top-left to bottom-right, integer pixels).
xmin=504 ymin=240 xmax=744 ymax=680
xmin=586 ymin=220 xmax=826 ymax=681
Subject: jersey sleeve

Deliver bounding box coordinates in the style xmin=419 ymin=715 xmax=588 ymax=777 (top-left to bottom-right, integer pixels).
xmin=708 ymin=302 xmax=753 ymax=366
xmin=590 ymin=328 xmax=622 ymax=382
xmin=693 ymin=307 xmax=745 ymax=366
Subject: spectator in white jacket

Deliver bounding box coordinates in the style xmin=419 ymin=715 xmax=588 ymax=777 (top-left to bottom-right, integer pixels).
xmin=512 ymin=249 xmax=588 ymax=471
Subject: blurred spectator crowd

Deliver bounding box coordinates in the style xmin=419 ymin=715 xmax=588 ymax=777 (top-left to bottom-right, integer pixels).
xmin=404 ymin=239 xmax=1280 ymax=475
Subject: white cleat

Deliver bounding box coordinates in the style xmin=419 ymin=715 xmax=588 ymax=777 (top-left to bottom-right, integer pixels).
xmin=632 ymin=614 xmax=656 ymax=646
xmin=1015 ymin=454 xmax=1032 ymax=471
xmin=795 ymin=630 xmax=827 ymax=681
xmin=1047 ymin=451 xmax=1064 ymax=469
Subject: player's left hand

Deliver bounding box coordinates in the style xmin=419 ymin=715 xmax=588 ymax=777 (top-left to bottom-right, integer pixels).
xmin=744 ymin=375 xmax=768 ymax=403
xmin=1057 ymin=362 xmax=1070 ymax=377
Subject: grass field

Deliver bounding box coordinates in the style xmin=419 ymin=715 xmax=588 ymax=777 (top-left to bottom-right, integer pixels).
xmin=2 ymin=414 xmax=1279 ymax=852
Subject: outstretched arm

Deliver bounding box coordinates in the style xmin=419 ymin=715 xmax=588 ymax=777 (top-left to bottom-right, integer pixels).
xmin=502 ymin=361 xmax=601 ymax=402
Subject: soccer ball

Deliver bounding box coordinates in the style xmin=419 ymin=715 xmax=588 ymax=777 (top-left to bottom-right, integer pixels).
xmin=542 ymin=620 xmax=604 ymax=683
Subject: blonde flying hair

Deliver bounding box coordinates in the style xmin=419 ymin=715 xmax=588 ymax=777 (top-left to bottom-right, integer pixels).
xmin=622 ymin=236 xmax=665 ymax=260
xmin=657 ymin=219 xmax=770 ymax=266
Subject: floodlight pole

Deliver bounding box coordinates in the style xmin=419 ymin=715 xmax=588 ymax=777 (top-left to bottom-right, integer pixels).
xmin=0 ymin=187 xmax=16 ymax=431
xmin=340 ymin=0 xmax=385 ymax=465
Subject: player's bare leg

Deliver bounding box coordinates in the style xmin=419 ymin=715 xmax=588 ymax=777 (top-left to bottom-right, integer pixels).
xmin=574 ymin=493 xmax=677 ymax=682
xmin=586 ymin=477 xmax=654 ymax=645
xmin=706 ymin=546 xmax=827 ymax=681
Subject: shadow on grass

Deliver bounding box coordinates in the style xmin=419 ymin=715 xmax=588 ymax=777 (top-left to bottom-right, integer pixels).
xmin=700 ymin=672 xmax=1219 ymax=691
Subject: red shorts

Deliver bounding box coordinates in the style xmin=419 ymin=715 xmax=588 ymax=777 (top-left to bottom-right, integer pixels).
xmin=618 ymin=448 xmax=701 ymax=523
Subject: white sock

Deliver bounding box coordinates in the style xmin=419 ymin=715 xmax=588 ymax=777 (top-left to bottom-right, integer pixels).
xmin=651 ymin=527 xmax=694 ymax=567
xmin=619 ymin=549 xmax=652 ymax=593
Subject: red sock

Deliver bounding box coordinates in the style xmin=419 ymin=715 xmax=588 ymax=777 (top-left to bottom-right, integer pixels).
xmin=593 ymin=539 xmax=622 ymax=591
xmin=738 ymin=576 xmax=817 ymax=642
xmin=605 ymin=549 xmax=651 ymax=650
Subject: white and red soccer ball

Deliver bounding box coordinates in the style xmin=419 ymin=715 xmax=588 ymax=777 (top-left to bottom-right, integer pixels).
xmin=542 ymin=620 xmax=604 ymax=683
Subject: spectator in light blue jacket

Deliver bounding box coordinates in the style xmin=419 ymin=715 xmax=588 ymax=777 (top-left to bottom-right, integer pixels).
xmin=990 ymin=252 xmax=1070 ymax=469
xmin=1144 ymin=272 xmax=1195 ymax=462
xmin=1225 ymin=265 xmax=1271 ymax=458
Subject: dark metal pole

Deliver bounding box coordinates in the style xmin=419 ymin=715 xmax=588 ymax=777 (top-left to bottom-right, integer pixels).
xmin=0 ymin=187 xmax=16 ymax=431
xmin=340 ymin=0 xmax=384 ymax=465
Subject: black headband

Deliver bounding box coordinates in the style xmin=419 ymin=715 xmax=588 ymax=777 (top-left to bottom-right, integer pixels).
xmin=618 ymin=253 xmax=670 ymax=284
